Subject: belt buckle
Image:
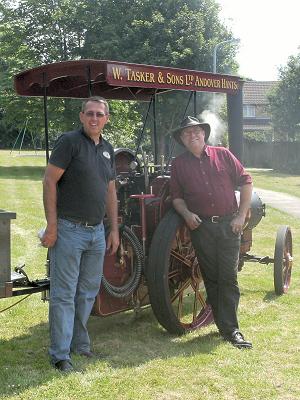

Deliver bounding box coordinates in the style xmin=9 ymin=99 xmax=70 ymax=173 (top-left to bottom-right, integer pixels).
xmin=84 ymin=222 xmax=93 ymax=228
xmin=211 ymin=216 xmax=219 ymax=223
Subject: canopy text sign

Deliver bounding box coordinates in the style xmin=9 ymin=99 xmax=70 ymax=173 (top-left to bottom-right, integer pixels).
xmin=106 ymin=62 xmax=241 ymax=94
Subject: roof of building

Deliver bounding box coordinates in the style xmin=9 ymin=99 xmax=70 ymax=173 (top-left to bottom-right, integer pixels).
xmin=243 ymin=81 xmax=278 ymax=105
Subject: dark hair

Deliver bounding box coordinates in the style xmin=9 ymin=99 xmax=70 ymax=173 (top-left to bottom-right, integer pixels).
xmin=81 ymin=96 xmax=109 ymax=114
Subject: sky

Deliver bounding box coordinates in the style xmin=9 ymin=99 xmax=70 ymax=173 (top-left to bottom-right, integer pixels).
xmin=216 ymin=0 xmax=300 ymax=81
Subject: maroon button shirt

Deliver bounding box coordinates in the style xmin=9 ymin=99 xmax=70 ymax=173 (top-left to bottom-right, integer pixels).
xmin=170 ymin=145 xmax=252 ymax=217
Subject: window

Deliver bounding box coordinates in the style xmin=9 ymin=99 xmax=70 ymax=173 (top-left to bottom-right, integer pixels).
xmin=243 ymin=105 xmax=256 ymax=117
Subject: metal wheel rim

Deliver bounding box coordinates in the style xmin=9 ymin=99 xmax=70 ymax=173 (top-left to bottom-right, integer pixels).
xmin=168 ymin=224 xmax=213 ymax=330
xmin=274 ymin=226 xmax=293 ymax=295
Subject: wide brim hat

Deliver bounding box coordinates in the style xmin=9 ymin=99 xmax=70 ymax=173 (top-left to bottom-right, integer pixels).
xmin=172 ymin=116 xmax=211 ymax=145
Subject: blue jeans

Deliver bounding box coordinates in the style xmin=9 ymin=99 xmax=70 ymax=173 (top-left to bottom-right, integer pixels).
xmin=48 ymin=218 xmax=106 ymax=363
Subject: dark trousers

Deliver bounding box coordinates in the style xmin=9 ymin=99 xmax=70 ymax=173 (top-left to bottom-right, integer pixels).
xmin=190 ymin=219 xmax=241 ymax=336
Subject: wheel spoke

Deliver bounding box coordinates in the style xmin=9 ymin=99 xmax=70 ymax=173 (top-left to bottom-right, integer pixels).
xmin=170 ymin=249 xmax=193 ymax=268
xmin=175 ymin=232 xmax=183 ymax=253
xmin=190 ymin=279 xmax=206 ymax=308
xmin=196 ymin=290 xmax=207 ymax=308
xmin=171 ymin=229 xmax=207 ymax=323
xmin=168 ymin=268 xmax=182 ymax=279
xmin=177 ymin=288 xmax=184 ymax=320
xmin=193 ymin=282 xmax=199 ymax=321
xmin=170 ymin=278 xmax=191 ymax=303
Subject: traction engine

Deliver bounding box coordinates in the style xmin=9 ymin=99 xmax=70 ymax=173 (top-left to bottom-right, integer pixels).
xmin=91 ymin=148 xmax=293 ymax=335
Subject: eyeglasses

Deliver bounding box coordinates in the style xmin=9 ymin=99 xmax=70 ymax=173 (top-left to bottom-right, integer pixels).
xmin=84 ymin=111 xmax=107 ymax=118
xmin=181 ymin=127 xmax=204 ymax=137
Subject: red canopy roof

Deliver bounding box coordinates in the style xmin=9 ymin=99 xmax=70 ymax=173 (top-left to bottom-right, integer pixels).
xmin=14 ymin=59 xmax=243 ymax=101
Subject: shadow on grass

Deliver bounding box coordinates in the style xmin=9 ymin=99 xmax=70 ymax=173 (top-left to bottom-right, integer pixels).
xmin=241 ymin=288 xmax=278 ymax=301
xmin=0 ymin=320 xmax=50 ymax=397
xmin=263 ymin=291 xmax=279 ymax=302
xmin=0 ymin=166 xmax=45 ymax=181
xmin=87 ymin=308 xmax=221 ymax=368
xmin=0 ymin=308 xmax=221 ymax=397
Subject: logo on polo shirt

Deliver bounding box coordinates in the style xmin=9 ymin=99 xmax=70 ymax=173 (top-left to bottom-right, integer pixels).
xmin=103 ymin=151 xmax=111 ymax=159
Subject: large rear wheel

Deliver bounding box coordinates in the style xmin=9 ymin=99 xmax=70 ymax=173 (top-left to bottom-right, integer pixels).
xmin=147 ymin=209 xmax=213 ymax=335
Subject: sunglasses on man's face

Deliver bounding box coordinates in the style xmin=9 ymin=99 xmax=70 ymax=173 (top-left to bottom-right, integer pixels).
xmin=84 ymin=111 xmax=107 ymax=118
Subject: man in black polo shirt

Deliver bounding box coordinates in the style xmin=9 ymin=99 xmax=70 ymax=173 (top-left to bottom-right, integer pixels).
xmin=41 ymin=96 xmax=119 ymax=372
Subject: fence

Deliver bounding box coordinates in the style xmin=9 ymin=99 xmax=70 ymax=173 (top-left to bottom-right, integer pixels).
xmin=243 ymin=141 xmax=300 ymax=172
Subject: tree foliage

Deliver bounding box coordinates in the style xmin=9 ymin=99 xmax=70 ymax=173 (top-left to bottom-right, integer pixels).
xmin=0 ymin=0 xmax=238 ymax=152
xmin=83 ymin=0 xmax=236 ymax=71
xmin=243 ymin=131 xmax=273 ymax=143
xmin=268 ymin=54 xmax=300 ymax=141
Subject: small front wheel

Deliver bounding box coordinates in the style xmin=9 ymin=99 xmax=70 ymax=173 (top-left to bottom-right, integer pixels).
xmin=274 ymin=225 xmax=293 ymax=295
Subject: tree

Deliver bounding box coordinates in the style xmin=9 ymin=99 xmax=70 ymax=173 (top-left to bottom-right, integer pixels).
xmin=0 ymin=0 xmax=87 ymax=147
xmin=268 ymin=54 xmax=300 ymax=141
xmin=0 ymin=0 xmax=238 ymax=153
xmin=0 ymin=0 xmax=144 ymax=148
xmin=82 ymin=0 xmax=238 ymax=155
xmin=83 ymin=0 xmax=237 ymax=72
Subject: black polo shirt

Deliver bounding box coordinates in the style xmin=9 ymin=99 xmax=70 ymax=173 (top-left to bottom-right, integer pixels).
xmin=49 ymin=128 xmax=116 ymax=224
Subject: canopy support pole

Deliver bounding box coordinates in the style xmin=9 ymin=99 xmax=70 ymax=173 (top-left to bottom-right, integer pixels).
xmin=43 ymin=73 xmax=50 ymax=164
xmin=134 ymin=96 xmax=154 ymax=159
xmin=87 ymin=65 xmax=92 ymax=96
xmin=153 ymin=92 xmax=158 ymax=164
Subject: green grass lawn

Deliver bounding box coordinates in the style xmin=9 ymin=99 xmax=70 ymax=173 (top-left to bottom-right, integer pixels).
xmin=249 ymin=168 xmax=300 ymax=197
xmin=0 ymin=150 xmax=299 ymax=400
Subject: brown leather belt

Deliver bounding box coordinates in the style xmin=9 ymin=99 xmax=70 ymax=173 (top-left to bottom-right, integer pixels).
xmin=198 ymin=215 xmax=234 ymax=223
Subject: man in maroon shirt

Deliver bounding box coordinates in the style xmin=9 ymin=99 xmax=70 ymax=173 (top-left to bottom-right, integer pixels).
xmin=170 ymin=116 xmax=253 ymax=349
